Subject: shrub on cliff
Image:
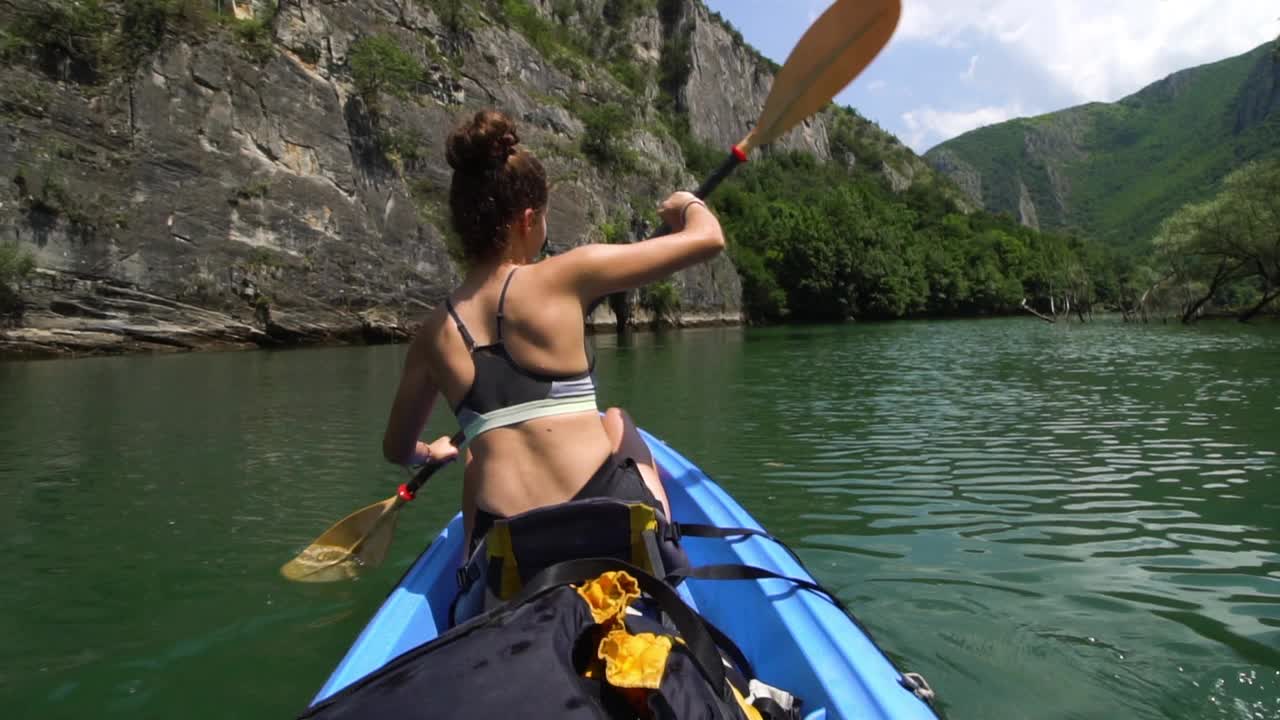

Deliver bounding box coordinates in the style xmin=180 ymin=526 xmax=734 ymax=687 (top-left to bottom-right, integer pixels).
xmin=0 ymin=243 xmax=36 ymax=313
xmin=1 ymin=0 xmax=272 ymax=79
xmin=117 ymin=0 xmax=218 ymax=68
xmin=1 ymin=0 xmax=112 ymax=81
xmin=640 ymin=280 xmax=680 ymax=326
xmin=580 ymin=102 xmax=635 ymax=170
xmin=350 ymin=35 xmax=424 ymax=113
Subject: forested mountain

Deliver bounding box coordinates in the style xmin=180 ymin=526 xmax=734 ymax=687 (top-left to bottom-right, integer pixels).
xmin=926 ymin=41 xmax=1280 ymax=248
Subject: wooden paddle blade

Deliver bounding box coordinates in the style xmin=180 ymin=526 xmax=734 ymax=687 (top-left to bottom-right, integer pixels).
xmin=350 ymin=505 xmax=400 ymax=568
xmin=279 ymin=496 xmax=402 ymax=582
xmin=742 ymin=0 xmax=901 ymax=153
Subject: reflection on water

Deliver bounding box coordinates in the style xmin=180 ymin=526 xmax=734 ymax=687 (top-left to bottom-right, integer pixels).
xmin=2 ymin=318 xmax=1278 ymax=719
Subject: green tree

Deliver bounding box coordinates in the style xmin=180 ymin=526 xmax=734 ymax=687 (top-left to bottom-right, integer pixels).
xmin=639 ymin=280 xmax=681 ymax=326
xmin=1217 ymin=160 xmax=1280 ymax=320
xmin=349 ymin=35 xmax=423 ymax=112
xmin=4 ymin=0 xmax=111 ymax=79
xmin=432 ymin=0 xmax=470 ymax=37
xmin=1151 ymin=158 xmax=1280 ymax=322
xmin=580 ymin=102 xmax=635 ymax=169
xmin=1153 ymin=198 xmax=1251 ymax=322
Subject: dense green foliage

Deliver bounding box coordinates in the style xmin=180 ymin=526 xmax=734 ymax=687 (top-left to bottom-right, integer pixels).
xmin=492 ymin=0 xmax=656 ymax=91
xmin=928 ymin=42 xmax=1280 ymax=247
xmin=579 ymin=102 xmax=636 ymax=170
xmin=1 ymin=0 xmax=113 ymax=80
xmin=495 ymin=0 xmax=592 ymax=77
xmin=349 ymin=35 xmax=424 ymax=112
xmin=0 ymin=0 xmax=275 ymax=80
xmin=442 ymin=0 xmax=471 ymax=37
xmin=639 ymin=280 xmax=680 ymax=325
xmin=227 ymin=2 xmax=275 ymax=63
xmin=703 ymin=142 xmax=1112 ymax=323
xmin=1144 ymin=158 xmax=1280 ymax=322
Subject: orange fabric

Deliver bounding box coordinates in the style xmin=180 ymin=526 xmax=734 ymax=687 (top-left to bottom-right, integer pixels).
xmin=575 ymin=571 xmax=672 ymax=697
xmin=598 ymin=628 xmax=672 ymax=690
xmin=575 ymin=570 xmax=640 ymax=624
xmin=576 ymin=570 xmax=759 ymax=719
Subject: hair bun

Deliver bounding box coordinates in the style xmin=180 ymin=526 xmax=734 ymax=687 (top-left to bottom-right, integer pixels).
xmin=446 ymin=110 xmax=521 ymax=173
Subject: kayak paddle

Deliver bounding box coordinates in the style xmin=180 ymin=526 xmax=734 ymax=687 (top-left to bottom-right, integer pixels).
xmin=280 ymin=430 xmax=465 ymax=583
xmin=648 ymin=0 xmax=901 ymax=235
xmin=695 ymin=0 xmax=900 ymax=198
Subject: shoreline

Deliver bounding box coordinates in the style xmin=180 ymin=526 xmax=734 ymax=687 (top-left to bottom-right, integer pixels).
xmin=0 ymin=308 xmax=747 ymax=363
xmin=5 ymin=303 xmax=1276 ymax=364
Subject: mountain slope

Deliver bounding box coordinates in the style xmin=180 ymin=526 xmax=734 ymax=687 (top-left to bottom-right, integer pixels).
xmin=925 ymin=40 xmax=1280 ymax=246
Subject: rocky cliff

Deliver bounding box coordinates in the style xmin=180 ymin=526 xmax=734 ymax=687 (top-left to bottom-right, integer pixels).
xmin=0 ymin=0 xmax=942 ymax=358
xmin=924 ymin=40 xmax=1280 ymax=246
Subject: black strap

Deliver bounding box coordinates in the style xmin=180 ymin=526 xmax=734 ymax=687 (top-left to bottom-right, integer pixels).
xmin=666 ymin=564 xmax=851 ymax=617
xmin=446 ymin=581 xmax=465 ymax=628
xmin=701 ymin=615 xmax=755 ymax=680
xmin=686 ymin=528 xmax=938 ymax=707
xmin=444 ymin=299 xmax=476 ymax=351
xmin=753 ymin=695 xmax=802 ymax=720
xmin=495 ymin=267 xmax=519 ymax=340
xmin=673 ymin=523 xmax=804 ymax=564
xmin=508 ymin=557 xmax=732 ymax=704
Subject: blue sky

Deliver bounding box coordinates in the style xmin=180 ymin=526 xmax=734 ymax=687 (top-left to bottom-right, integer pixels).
xmin=702 ymin=0 xmax=1280 ymax=153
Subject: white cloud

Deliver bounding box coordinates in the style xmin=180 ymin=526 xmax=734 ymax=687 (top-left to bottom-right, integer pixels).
xmin=961 ymin=54 xmax=979 ymax=82
xmin=901 ymin=103 xmax=1028 ymax=152
xmin=867 ymin=79 xmax=887 ymax=92
xmin=894 ymin=1 xmax=1279 ymax=103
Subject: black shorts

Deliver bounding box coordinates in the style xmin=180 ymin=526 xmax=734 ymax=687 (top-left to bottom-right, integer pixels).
xmin=470 ymin=454 xmax=658 ymax=554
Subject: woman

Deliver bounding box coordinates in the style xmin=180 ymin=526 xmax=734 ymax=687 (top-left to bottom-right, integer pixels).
xmin=382 ymin=109 xmax=725 ymax=553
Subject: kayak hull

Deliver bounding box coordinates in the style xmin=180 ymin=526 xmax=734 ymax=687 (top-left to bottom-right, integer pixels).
xmin=310 ymin=429 xmax=936 ymax=720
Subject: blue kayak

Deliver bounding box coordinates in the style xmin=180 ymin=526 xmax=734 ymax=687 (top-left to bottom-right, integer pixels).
xmin=310 ymin=429 xmax=938 ymax=720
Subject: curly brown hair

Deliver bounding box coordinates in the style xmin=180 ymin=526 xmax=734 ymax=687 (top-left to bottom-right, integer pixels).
xmin=446 ymin=110 xmax=548 ymax=263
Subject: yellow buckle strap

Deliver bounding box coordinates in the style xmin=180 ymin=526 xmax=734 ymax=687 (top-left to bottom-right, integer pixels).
xmin=486 ymin=522 xmax=522 ymax=601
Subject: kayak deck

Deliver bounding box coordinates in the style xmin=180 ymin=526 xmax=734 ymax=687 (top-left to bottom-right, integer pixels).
xmin=310 ymin=429 xmax=937 ymax=720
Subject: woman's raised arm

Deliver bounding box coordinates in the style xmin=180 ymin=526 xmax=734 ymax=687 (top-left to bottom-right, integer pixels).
xmin=550 ymin=191 xmax=725 ymax=304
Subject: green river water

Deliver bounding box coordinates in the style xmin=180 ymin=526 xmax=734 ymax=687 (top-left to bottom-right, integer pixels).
xmin=2 ymin=318 xmax=1278 ymax=719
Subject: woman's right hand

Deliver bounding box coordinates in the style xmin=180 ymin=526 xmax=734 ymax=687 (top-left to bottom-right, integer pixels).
xmin=657 ymin=191 xmax=706 ymax=232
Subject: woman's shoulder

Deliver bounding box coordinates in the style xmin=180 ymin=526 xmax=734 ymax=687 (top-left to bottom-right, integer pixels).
xmin=412 ymin=303 xmax=451 ymax=334
xmin=529 ymin=245 xmax=608 ymax=289
xmin=406 ymin=305 xmax=457 ymax=354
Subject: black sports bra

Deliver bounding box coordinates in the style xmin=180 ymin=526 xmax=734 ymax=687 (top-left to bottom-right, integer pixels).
xmin=445 ymin=268 xmax=598 ymax=439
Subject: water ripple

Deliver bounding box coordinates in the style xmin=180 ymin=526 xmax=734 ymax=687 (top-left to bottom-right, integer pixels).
xmin=596 ymin=320 xmax=1280 ymax=719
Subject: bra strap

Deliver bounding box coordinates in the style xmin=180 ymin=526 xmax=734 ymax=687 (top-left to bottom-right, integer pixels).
xmin=495 ymin=267 xmax=519 ymax=341
xmin=444 ymin=299 xmax=477 ymax=351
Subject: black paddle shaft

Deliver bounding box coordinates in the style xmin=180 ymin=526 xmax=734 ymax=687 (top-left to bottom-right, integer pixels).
xmin=582 ymin=148 xmax=747 ymax=319
xmin=651 ymin=148 xmax=747 ymax=238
